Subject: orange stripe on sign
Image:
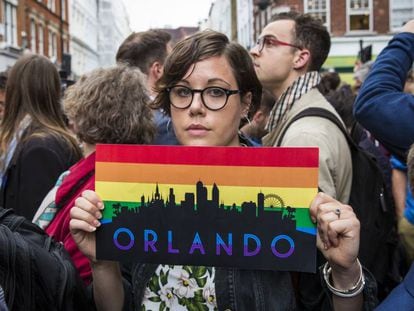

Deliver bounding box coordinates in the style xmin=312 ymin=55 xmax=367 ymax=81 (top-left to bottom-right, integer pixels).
xmin=95 ymin=162 xmax=318 ymax=188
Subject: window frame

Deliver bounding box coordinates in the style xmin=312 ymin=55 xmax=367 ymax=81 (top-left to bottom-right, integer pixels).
xmin=30 ymin=19 xmax=37 ymax=52
xmin=303 ymin=0 xmax=330 ymax=32
xmin=4 ymin=0 xmax=18 ymax=47
xmin=38 ymin=24 xmax=44 ymax=55
xmin=346 ymin=0 xmax=374 ymax=34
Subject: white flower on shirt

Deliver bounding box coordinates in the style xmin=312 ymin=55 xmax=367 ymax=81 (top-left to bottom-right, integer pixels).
xmin=203 ymin=285 xmax=216 ymax=306
xmin=175 ymin=270 xmax=197 ymax=298
xmin=159 ymin=287 xmax=177 ymax=308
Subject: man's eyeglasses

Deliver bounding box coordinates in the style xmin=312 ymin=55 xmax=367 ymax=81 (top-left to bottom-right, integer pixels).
xmin=256 ymin=35 xmax=302 ymax=53
xmin=166 ymin=85 xmax=241 ymax=111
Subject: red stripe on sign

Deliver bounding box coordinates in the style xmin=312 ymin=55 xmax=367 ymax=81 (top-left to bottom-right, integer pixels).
xmin=96 ymin=144 xmax=319 ymax=167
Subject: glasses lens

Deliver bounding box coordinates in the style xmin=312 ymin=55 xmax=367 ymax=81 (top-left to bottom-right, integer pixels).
xmin=169 ymin=86 xmax=192 ymax=108
xmin=202 ymin=87 xmax=227 ymax=110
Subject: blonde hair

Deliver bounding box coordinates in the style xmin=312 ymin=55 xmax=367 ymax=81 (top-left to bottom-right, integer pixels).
xmin=64 ymin=65 xmax=155 ymax=145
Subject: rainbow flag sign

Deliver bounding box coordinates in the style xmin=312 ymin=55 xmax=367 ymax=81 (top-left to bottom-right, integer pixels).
xmin=95 ymin=144 xmax=319 ymax=272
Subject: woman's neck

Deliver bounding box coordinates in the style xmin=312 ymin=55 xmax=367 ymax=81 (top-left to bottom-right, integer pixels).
xmin=82 ymin=143 xmax=96 ymax=157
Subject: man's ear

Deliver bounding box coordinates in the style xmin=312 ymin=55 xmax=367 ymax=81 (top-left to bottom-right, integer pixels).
xmin=293 ymin=49 xmax=311 ymax=70
xmin=241 ymin=92 xmax=252 ymax=118
xmin=149 ymin=61 xmax=164 ymax=80
xmin=253 ymin=110 xmax=265 ymax=123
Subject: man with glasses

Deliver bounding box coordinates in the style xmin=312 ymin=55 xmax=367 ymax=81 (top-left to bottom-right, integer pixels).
xmin=251 ymin=11 xmax=351 ymax=204
xmin=251 ymin=12 xmax=355 ymax=308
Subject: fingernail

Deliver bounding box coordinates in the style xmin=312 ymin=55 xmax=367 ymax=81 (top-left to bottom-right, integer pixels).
xmin=311 ymin=216 xmax=316 ymax=223
xmin=323 ymin=242 xmax=328 ymax=250
xmin=90 ymin=226 xmax=97 ymax=231
xmin=95 ymin=212 xmax=102 ymax=219
xmin=98 ymin=202 xmax=104 ymax=210
xmin=94 ymin=220 xmax=101 ymax=227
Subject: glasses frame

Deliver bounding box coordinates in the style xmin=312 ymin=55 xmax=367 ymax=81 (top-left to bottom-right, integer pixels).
xmin=256 ymin=35 xmax=303 ymax=53
xmin=166 ymin=85 xmax=241 ymax=111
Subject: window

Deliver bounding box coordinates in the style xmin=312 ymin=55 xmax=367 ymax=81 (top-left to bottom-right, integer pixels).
xmin=54 ymin=33 xmax=58 ymax=57
xmin=304 ymin=0 xmax=329 ymax=30
xmin=391 ymin=0 xmax=414 ymax=31
xmin=347 ymin=0 xmax=372 ymax=32
xmin=260 ymin=10 xmax=266 ymax=29
xmin=4 ymin=0 xmax=18 ymax=46
xmin=61 ymin=0 xmax=66 ymax=20
xmin=30 ymin=19 xmax=36 ymax=52
xmin=47 ymin=0 xmax=55 ymax=12
xmin=48 ymin=30 xmax=57 ymax=59
xmin=38 ymin=25 xmax=44 ymax=55
xmin=62 ymin=38 xmax=68 ymax=53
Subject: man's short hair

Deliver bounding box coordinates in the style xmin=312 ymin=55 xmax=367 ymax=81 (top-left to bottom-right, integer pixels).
xmin=115 ymin=29 xmax=171 ymax=74
xmin=272 ymin=11 xmax=331 ymax=71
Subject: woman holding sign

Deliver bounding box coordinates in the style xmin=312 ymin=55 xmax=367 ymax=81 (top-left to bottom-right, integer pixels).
xmin=70 ymin=30 xmax=376 ymax=310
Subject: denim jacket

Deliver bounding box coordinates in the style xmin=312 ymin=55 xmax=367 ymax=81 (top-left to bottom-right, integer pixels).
xmin=122 ymin=262 xmax=378 ymax=311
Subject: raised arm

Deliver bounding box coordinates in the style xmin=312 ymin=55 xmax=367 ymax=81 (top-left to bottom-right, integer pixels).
xmin=354 ymin=20 xmax=414 ymax=158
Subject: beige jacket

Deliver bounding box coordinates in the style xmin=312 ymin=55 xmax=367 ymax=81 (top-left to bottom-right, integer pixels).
xmin=262 ymin=88 xmax=352 ymax=203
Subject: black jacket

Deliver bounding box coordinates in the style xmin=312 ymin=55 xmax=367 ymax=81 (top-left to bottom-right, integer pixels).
xmin=0 ymin=130 xmax=80 ymax=220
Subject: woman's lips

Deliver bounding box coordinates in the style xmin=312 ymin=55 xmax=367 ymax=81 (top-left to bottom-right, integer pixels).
xmin=186 ymin=124 xmax=210 ymax=136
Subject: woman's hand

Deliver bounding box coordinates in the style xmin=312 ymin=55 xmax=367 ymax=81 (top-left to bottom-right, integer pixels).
xmin=69 ymin=190 xmax=104 ymax=262
xmin=310 ymin=192 xmax=361 ymax=288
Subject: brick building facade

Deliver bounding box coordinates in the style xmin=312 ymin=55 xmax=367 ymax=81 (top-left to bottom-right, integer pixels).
xmin=0 ymin=0 xmax=68 ymax=71
xmin=250 ymin=0 xmax=412 ymax=74
xmin=18 ymin=0 xmax=69 ymax=63
xmin=253 ymin=0 xmax=394 ymax=41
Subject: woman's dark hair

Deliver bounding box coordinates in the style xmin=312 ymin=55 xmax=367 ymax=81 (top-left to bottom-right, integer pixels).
xmin=325 ymin=84 xmax=356 ymax=129
xmin=153 ymin=30 xmax=262 ymax=115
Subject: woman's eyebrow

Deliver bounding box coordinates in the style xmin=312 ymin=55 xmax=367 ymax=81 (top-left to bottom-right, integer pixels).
xmin=206 ymin=78 xmax=231 ymax=86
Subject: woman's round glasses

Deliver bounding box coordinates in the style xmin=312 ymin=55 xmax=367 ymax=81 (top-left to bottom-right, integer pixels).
xmin=167 ymin=85 xmax=241 ymax=111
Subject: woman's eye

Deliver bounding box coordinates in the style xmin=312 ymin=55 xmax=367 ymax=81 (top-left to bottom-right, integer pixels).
xmin=175 ymin=87 xmax=191 ymax=97
xmin=206 ymin=88 xmax=226 ymax=97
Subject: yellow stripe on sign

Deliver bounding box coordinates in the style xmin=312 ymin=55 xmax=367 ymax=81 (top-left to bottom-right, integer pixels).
xmin=95 ymin=181 xmax=316 ymax=208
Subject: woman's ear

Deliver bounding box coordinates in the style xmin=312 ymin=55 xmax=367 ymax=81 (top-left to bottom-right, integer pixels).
xmin=241 ymin=92 xmax=252 ymax=118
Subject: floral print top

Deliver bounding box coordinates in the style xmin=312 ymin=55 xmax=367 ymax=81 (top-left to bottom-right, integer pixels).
xmin=141 ymin=265 xmax=218 ymax=311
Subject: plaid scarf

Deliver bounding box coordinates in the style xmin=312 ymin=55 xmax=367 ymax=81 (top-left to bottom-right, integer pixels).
xmin=266 ymin=71 xmax=321 ymax=132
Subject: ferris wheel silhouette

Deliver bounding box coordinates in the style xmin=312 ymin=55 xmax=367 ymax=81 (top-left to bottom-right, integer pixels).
xmin=263 ymin=194 xmax=285 ymax=209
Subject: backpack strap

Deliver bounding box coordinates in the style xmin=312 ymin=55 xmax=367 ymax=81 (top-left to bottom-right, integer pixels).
xmin=0 ymin=208 xmax=26 ymax=231
xmin=276 ymin=107 xmax=358 ymax=152
xmin=0 ymin=208 xmax=13 ymax=221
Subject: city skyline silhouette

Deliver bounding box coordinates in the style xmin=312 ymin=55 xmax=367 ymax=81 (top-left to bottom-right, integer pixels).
xmin=110 ymin=181 xmax=297 ymax=223
xmin=97 ymin=181 xmax=317 ymax=272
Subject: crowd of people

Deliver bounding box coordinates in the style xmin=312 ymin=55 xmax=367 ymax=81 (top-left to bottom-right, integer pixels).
xmin=0 ymin=10 xmax=414 ymax=311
